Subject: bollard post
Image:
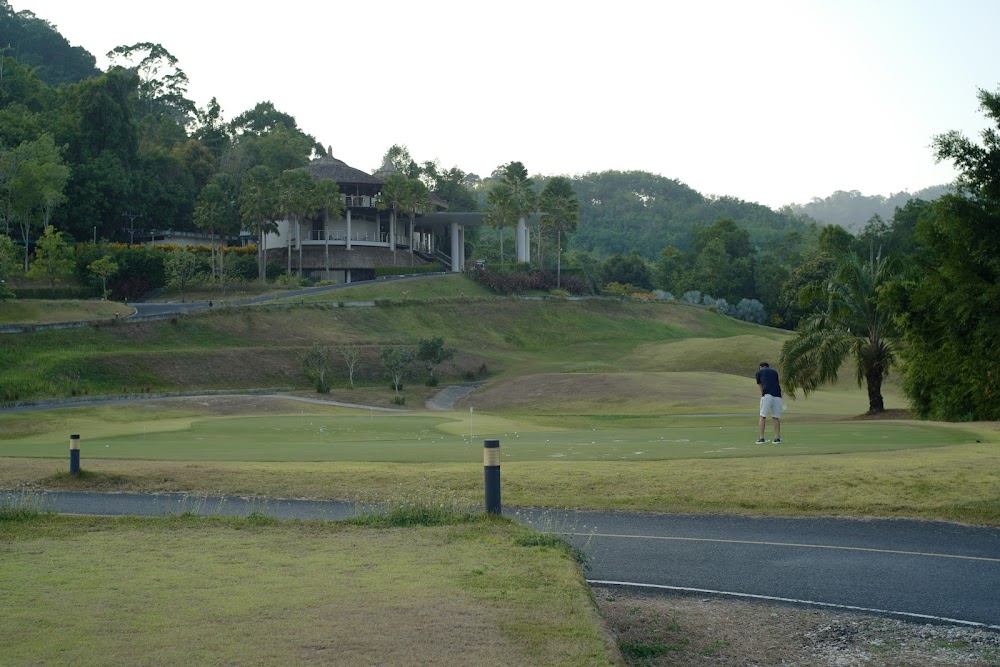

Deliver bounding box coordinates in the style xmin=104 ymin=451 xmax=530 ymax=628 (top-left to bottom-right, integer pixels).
xmin=483 ymin=439 xmax=501 ymax=515
xmin=69 ymin=434 xmax=80 ymax=476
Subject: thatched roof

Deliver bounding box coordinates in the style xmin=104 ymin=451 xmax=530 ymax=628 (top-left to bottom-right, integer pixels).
xmin=306 ymin=156 xmax=383 ymax=186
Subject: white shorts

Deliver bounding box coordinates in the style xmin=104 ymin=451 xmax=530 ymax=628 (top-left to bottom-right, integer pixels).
xmin=760 ymin=394 xmax=783 ymax=418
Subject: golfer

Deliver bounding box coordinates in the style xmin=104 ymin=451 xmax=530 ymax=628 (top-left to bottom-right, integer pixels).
xmin=755 ymin=361 xmax=782 ymax=444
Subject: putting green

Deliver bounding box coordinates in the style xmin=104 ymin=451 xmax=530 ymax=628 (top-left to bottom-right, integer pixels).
xmin=0 ymin=412 xmax=977 ymax=462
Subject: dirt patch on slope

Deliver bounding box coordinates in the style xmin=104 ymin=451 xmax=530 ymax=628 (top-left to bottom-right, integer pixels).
xmin=595 ymin=587 xmax=1000 ymax=666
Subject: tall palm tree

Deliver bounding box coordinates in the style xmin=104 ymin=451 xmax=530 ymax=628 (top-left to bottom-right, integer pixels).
xmin=398 ymin=178 xmax=431 ymax=266
xmin=277 ymin=168 xmax=318 ymax=277
xmin=539 ymin=176 xmax=580 ymax=287
xmin=313 ymin=178 xmax=343 ymax=280
xmin=501 ymin=161 xmax=537 ymax=265
xmin=780 ymin=252 xmax=899 ymax=414
xmin=376 ymin=173 xmax=409 ymax=265
xmin=239 ymin=165 xmax=279 ymax=284
xmin=484 ymin=182 xmax=514 ymax=265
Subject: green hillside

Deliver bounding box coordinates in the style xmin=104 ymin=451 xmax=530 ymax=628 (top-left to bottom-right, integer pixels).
xmin=0 ymin=276 xmax=898 ymax=417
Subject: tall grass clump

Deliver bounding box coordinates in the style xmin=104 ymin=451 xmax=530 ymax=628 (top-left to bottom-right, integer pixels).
xmin=348 ymin=486 xmax=480 ymax=527
xmin=0 ymin=492 xmax=50 ymax=522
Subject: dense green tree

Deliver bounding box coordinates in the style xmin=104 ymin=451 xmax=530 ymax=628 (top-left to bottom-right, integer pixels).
xmin=774 ymin=252 xmax=837 ymax=330
xmin=780 ymin=253 xmax=900 ymax=414
xmin=379 ymin=144 xmax=420 ymax=179
xmin=884 ymin=198 xmax=932 ymax=259
xmin=61 ymin=67 xmax=139 ymax=164
xmin=816 ymin=224 xmax=855 ymax=259
xmin=539 ymin=176 xmax=580 ymax=287
xmin=895 ymin=86 xmax=1000 ymax=420
xmin=192 ymin=97 xmax=230 ymax=161
xmin=106 ymin=42 xmax=195 ymax=124
xmin=0 ymin=232 xmax=18 ymax=300
xmin=601 ymin=250 xmax=653 ymax=290
xmin=421 ymin=161 xmax=478 ymax=211
xmin=0 ymin=133 xmax=70 ymax=270
xmin=656 ymin=245 xmax=687 ymax=293
xmin=26 ymin=224 xmax=74 ymax=297
xmin=679 ymin=218 xmax=756 ymax=302
xmin=0 ymin=3 xmax=100 ymax=85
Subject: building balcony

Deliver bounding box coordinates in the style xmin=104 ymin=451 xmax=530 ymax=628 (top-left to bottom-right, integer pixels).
xmin=343 ymin=194 xmax=377 ymax=208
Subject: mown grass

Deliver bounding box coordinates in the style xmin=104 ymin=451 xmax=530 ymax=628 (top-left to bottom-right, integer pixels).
xmin=0 ymin=299 xmax=132 ymax=325
xmin=0 ymin=511 xmax=615 ymax=666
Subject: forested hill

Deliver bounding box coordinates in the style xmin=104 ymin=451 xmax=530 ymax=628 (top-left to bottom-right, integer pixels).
xmin=0 ymin=0 xmax=100 ymax=86
xmin=567 ymin=170 xmax=813 ymax=259
xmin=788 ymin=185 xmax=951 ymax=232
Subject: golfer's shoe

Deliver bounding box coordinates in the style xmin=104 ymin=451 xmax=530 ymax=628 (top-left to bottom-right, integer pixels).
xmin=773 ymin=438 xmax=782 ymax=444
xmin=755 ymin=438 xmax=766 ymax=444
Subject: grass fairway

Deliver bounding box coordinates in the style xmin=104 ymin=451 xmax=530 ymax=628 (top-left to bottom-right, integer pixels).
xmin=2 ymin=400 xmax=997 ymax=524
xmin=0 ymin=512 xmax=614 ymax=666
xmin=0 ymin=411 xmax=975 ymax=462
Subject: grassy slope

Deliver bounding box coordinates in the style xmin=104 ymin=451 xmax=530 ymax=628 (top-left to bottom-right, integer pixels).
xmin=0 ymin=284 xmax=792 ymax=403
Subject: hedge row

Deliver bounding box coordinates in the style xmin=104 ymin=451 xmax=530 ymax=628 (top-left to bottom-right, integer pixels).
xmin=470 ymin=268 xmax=589 ymax=295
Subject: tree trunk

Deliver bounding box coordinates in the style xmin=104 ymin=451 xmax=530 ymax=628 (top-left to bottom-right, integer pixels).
xmin=865 ymin=368 xmax=885 ymax=414
xmin=287 ymin=219 xmax=292 ymax=276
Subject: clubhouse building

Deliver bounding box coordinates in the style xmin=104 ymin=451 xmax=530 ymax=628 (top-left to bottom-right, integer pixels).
xmin=260 ymin=155 xmax=536 ymax=283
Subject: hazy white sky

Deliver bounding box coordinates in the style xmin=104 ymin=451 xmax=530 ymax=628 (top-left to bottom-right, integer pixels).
xmin=13 ymin=0 xmax=1000 ymax=208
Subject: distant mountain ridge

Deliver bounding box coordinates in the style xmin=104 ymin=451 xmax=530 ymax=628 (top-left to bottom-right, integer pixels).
xmin=789 ymin=185 xmax=952 ymax=232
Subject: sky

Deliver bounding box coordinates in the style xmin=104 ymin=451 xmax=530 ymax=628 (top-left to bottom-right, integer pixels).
xmin=12 ymin=0 xmax=1000 ymax=209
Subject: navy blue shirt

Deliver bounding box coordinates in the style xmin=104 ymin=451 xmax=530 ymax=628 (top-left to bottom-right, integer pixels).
xmin=755 ymin=367 xmax=782 ymax=397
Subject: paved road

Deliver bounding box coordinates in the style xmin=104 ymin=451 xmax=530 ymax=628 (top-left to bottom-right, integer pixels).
xmin=8 ymin=490 xmax=998 ymax=630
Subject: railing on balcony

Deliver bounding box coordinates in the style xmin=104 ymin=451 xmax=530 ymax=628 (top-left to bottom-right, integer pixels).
xmin=307 ymin=230 xmax=408 ymax=245
xmin=343 ymin=195 xmax=376 ymax=208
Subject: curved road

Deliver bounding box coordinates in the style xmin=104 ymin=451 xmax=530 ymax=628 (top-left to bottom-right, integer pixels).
xmin=7 ymin=490 xmax=998 ymax=630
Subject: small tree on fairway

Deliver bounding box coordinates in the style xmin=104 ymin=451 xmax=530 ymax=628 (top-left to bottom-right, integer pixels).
xmin=417 ymin=336 xmax=455 ymax=386
xmin=339 ymin=344 xmax=361 ymax=389
xmin=302 ymin=343 xmax=333 ymax=393
xmin=381 ymin=345 xmax=415 ymax=403
xmin=27 ymin=225 xmax=74 ymax=298
xmin=88 ymin=256 xmax=119 ymax=300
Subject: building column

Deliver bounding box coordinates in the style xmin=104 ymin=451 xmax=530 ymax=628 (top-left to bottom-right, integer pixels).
xmin=346 ymin=209 xmax=352 ymax=250
xmin=516 ymin=216 xmax=529 ymax=263
xmin=450 ymin=222 xmax=461 ymax=273
xmin=459 ymin=226 xmax=466 ymax=269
